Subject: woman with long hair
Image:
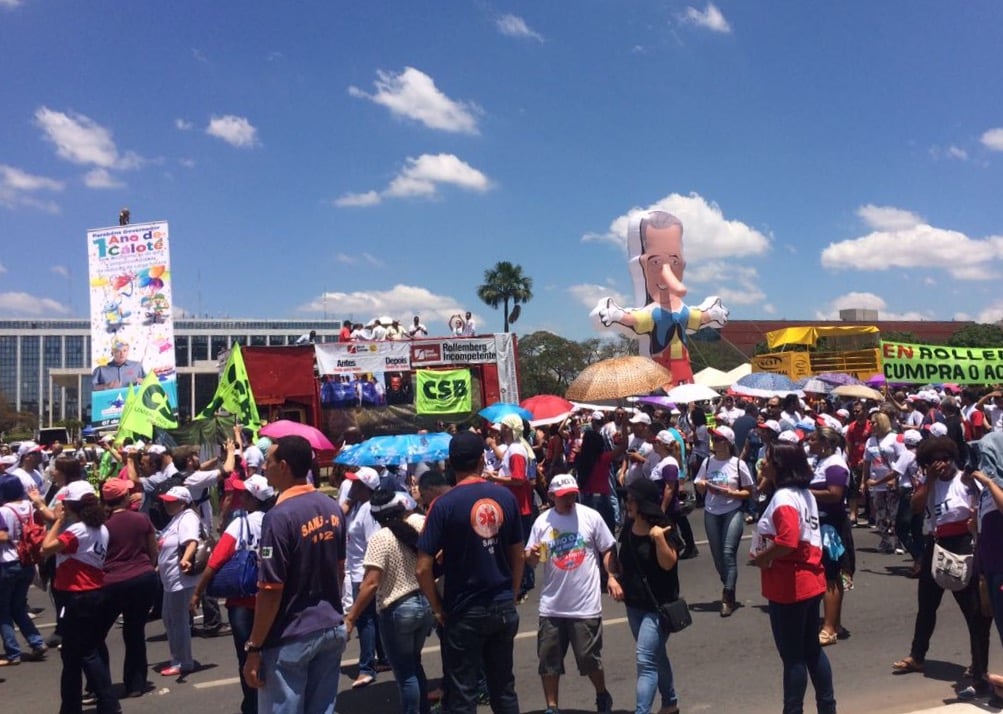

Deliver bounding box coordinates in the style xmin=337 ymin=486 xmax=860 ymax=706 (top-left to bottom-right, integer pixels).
xmin=694 ymin=425 xmax=754 ymax=616
xmin=609 ymin=478 xmax=683 ymax=714
xmin=191 ymin=475 xmax=276 ymax=714
xmin=893 ymin=436 xmax=992 ymax=700
xmin=808 ymin=427 xmax=855 ymax=647
xmin=752 ymin=442 xmax=835 ymax=714
xmin=0 ymin=474 xmax=47 ymax=665
xmin=863 ymin=412 xmax=905 ymax=553
xmin=40 ymin=481 xmax=117 ymax=714
xmin=96 ymin=478 xmax=158 ymax=697
xmin=346 ymin=489 xmax=432 ymax=714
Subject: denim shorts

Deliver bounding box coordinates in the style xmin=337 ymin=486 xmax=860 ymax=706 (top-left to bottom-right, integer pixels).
xmin=537 ymin=616 xmax=603 ymax=676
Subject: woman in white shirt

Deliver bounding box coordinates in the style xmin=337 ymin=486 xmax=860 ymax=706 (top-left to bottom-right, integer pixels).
xmin=863 ymin=412 xmax=904 ymax=554
xmin=694 ymin=425 xmax=754 ymax=617
xmin=156 ymin=486 xmax=201 ymax=677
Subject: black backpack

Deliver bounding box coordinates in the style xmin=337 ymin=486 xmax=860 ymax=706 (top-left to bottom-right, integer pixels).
xmin=148 ymin=473 xmax=187 ymax=530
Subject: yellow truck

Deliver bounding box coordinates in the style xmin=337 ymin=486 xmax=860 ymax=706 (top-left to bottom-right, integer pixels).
xmin=751 ymin=325 xmax=881 ymax=381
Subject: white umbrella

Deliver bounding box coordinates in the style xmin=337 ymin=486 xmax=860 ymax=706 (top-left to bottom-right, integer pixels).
xmin=666 ymin=383 xmax=720 ymax=403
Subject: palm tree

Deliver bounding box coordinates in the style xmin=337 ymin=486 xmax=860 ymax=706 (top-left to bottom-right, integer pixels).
xmin=476 ymin=261 xmax=534 ymax=333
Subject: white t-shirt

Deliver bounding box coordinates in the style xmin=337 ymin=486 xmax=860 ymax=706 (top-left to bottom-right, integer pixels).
xmin=183 ymin=469 xmax=221 ymax=532
xmin=0 ymin=502 xmax=31 ymax=563
xmin=986 ymin=405 xmax=1003 ymax=432
xmin=864 ymin=432 xmax=904 ymax=492
xmin=9 ymin=466 xmax=42 ymax=493
xmin=345 ymin=501 xmax=380 ymax=583
xmin=717 ymin=407 xmax=743 ymax=426
xmin=462 ymin=318 xmax=476 ymax=336
xmin=222 ymin=510 xmax=264 ymax=550
xmin=900 ymin=410 xmax=923 ymax=429
xmin=652 ymin=455 xmax=679 ymax=485
xmin=157 ymin=508 xmax=202 ymax=592
xmin=695 ymin=456 xmax=753 ymax=515
xmin=624 ymin=437 xmax=653 ymax=487
xmin=924 ymin=473 xmax=976 ymax=535
xmin=525 ymin=504 xmax=615 ymax=618
xmin=242 ymin=445 xmax=265 ymax=474
xmin=892 ymin=450 xmax=920 ymax=490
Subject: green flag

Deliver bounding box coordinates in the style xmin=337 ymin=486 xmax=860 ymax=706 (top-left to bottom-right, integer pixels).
xmin=415 ymin=368 xmax=472 ymax=414
xmin=114 ymin=383 xmax=139 ymax=442
xmin=119 ymin=371 xmax=179 ymax=438
xmin=196 ymin=344 xmax=261 ymax=429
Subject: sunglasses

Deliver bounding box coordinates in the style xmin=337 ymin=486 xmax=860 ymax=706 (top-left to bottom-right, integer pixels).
xmin=929 ymin=454 xmax=953 ymax=464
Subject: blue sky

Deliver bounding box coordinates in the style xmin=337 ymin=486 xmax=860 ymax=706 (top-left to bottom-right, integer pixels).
xmin=2 ymin=2 xmax=1002 ymax=342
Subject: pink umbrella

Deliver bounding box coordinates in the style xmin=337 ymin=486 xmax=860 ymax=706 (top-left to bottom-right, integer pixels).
xmin=259 ymin=420 xmax=336 ymax=451
xmin=520 ymin=394 xmax=575 ymax=421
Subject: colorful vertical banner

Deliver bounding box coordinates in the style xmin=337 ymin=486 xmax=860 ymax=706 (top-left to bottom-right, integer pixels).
xmin=196 ymin=344 xmax=261 ymax=429
xmin=415 ymin=368 xmax=472 ymax=414
xmin=88 ymin=221 xmax=177 ymax=427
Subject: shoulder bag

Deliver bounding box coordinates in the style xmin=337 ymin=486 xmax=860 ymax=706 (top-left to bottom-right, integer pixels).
xmin=626 ymin=529 xmax=691 ymax=633
xmin=206 ymin=515 xmax=259 ymax=598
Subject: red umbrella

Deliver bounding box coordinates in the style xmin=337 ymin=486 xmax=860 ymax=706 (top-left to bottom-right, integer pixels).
xmin=520 ymin=394 xmax=575 ymax=422
xmin=259 ymin=420 xmax=336 ymax=452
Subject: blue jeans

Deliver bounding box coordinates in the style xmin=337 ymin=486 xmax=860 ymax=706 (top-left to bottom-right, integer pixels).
xmin=0 ymin=561 xmax=44 ymax=659
xmin=379 ymin=593 xmax=434 ymax=714
xmin=352 ymin=580 xmax=379 ymax=677
xmin=704 ymin=508 xmax=745 ymax=592
xmin=227 ymin=605 xmax=257 ymax=714
xmin=442 ymin=600 xmax=520 ymax=714
xmin=626 ymin=606 xmax=676 ymax=714
xmin=768 ymin=596 xmax=836 ymax=714
xmin=260 ymin=625 xmax=347 ymax=714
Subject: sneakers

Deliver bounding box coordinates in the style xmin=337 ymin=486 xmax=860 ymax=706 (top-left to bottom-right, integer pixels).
xmin=894 ymin=547 xmax=905 ymax=555
xmin=596 ymin=690 xmax=613 ymax=713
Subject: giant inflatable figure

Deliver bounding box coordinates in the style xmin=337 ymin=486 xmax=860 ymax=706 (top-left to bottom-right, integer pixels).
xmin=591 ymin=210 xmax=729 ymax=385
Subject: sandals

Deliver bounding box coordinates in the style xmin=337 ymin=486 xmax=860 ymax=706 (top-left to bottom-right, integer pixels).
xmin=892 ymin=657 xmax=924 ymax=673
xmin=819 ymin=630 xmax=838 ymax=646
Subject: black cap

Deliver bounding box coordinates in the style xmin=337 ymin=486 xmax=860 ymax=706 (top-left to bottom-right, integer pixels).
xmin=449 ymin=431 xmax=484 ymax=471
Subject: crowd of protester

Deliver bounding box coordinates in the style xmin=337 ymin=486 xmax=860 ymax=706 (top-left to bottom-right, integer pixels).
xmin=6 ymin=380 xmax=1003 ymax=712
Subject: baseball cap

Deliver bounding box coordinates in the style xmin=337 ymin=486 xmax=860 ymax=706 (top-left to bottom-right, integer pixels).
xmin=836 ymin=408 xmax=850 ymax=419
xmin=591 ymin=410 xmax=605 ymax=421
xmin=629 ymin=412 xmax=651 ymax=425
xmin=903 ymin=430 xmax=923 ymax=447
xmin=489 ymin=422 xmax=504 ymax=432
xmin=159 ymin=486 xmax=192 ymax=503
xmin=449 ymin=431 xmax=485 ymax=469
xmin=63 ymin=480 xmax=97 ymax=502
xmin=100 ymin=434 xmax=115 ymax=444
xmin=370 ymin=490 xmax=417 ymax=514
xmin=0 ymin=454 xmax=16 ymax=467
xmin=17 ymin=441 xmax=42 ymax=459
xmin=548 ymin=473 xmax=580 ymax=497
xmin=929 ymin=422 xmax=948 ymax=437
xmin=777 ymin=431 xmax=801 ymax=444
xmin=233 ymin=474 xmax=276 ymax=501
xmin=709 ymin=426 xmax=735 ymax=444
xmin=101 ymin=479 xmax=132 ymax=500
xmin=345 ymin=466 xmax=381 ymax=490
xmin=147 ymin=444 xmax=167 ymax=455
xmin=758 ymin=420 xmax=781 ymax=434
xmin=655 ymin=430 xmax=676 ymax=446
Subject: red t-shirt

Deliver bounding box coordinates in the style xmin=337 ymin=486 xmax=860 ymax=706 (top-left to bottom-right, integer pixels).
xmin=583 ymin=452 xmax=614 ymax=495
xmin=844 ymin=419 xmax=872 ymax=468
xmin=755 ymin=489 xmax=825 ymax=604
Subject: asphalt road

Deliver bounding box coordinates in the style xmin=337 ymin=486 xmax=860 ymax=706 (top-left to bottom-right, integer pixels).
xmin=6 ymin=513 xmax=1002 ymax=714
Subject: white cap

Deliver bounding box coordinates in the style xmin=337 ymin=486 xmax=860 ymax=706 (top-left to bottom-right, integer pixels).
xmin=777 ymin=431 xmax=801 ymax=444
xmin=709 ymin=425 xmax=735 ymax=444
xmin=63 ymin=480 xmax=97 ymax=502
xmin=903 ymin=430 xmax=923 ymax=446
xmin=655 ymin=429 xmax=677 ymax=446
xmin=548 ymin=473 xmax=580 ymax=496
xmin=17 ymin=441 xmax=42 ymax=459
xmin=240 ymin=474 xmax=275 ymax=501
xmin=929 ymin=422 xmax=948 ymax=437
xmin=346 ymin=466 xmax=380 ymax=490
xmin=0 ymin=454 xmax=16 ymax=467
xmin=591 ymin=410 xmax=605 ymax=421
xmin=759 ymin=420 xmax=781 ymax=434
xmin=836 ymin=408 xmax=850 ymax=419
xmin=629 ymin=412 xmax=651 ymax=425
xmin=148 ymin=444 xmax=167 ymax=454
xmin=159 ymin=486 xmax=192 ymax=503
xmin=371 ymin=491 xmax=418 ymax=513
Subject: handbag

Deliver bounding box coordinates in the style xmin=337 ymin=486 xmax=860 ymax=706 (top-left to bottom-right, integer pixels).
xmin=627 ymin=530 xmax=691 ymax=633
xmin=931 ymin=540 xmax=973 ymax=592
xmin=206 ymin=516 xmax=259 ymax=599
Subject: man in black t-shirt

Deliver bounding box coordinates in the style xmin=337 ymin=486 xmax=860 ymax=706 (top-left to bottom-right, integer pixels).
xmin=417 ymin=431 xmax=524 ymax=714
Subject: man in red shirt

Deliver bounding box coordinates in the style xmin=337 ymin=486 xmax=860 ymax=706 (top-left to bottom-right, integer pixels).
xmin=843 ymin=402 xmax=872 ymax=527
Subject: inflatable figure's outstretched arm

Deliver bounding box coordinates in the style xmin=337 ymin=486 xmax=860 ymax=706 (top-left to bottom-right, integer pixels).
xmin=592 ymin=297 xmax=653 ymax=335
xmin=689 ymin=296 xmax=729 ymax=333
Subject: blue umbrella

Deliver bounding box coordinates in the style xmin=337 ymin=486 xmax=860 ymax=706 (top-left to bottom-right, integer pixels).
xmin=335 ymin=433 xmax=453 ymax=467
xmin=794 ymin=377 xmax=831 ymax=394
xmin=816 ymin=372 xmax=863 ymax=387
xmin=479 ymin=402 xmax=532 ymax=423
xmin=735 ymin=372 xmax=798 ymax=393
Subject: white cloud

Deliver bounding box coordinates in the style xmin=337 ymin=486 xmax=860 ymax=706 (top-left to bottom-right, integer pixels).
xmin=335 ymin=153 xmax=492 ymax=207
xmin=686 ymin=261 xmax=766 ymax=305
xmin=175 ymin=118 xmax=193 ymax=131
xmin=0 ymin=164 xmax=63 ymax=212
xmin=582 ymin=191 xmax=771 ymax=262
xmin=947 ymin=145 xmax=968 ymax=160
xmin=680 ymin=3 xmax=732 ymax=33
xmin=981 ymin=128 xmax=1003 ymax=152
xmin=192 ymin=48 xmax=208 ymax=63
xmin=179 ymin=158 xmax=196 ymax=169
xmin=815 ymin=291 xmax=931 ymax=321
xmin=334 ymin=252 xmax=385 ymax=268
xmin=0 ymin=263 xmax=6 ymax=273
xmin=35 ymin=107 xmax=142 ymax=170
xmin=296 ymin=284 xmax=471 ymax=328
xmin=496 ymin=14 xmax=544 ymax=42
xmin=763 ymin=303 xmax=776 ymax=315
xmin=822 ymin=206 xmax=1003 ymax=280
xmin=206 ymin=115 xmax=260 ymax=148
xmin=348 ymin=67 xmax=481 ymax=134
xmin=0 ymin=0 xmax=24 ymax=9
xmin=857 ymin=204 xmax=924 ymax=231
xmin=51 ymin=265 xmax=69 ymax=278
xmin=954 ymin=312 xmax=973 ymax=322
xmin=83 ymin=168 xmax=124 ymax=189
xmin=0 ymin=292 xmax=70 ymax=316
xmin=567 ymin=283 xmax=630 ymax=311
xmin=333 ymin=191 xmax=381 ymax=208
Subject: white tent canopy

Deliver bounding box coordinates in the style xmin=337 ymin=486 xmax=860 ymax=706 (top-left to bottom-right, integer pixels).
xmin=724 ymin=363 xmax=752 ymax=384
xmin=693 ymin=367 xmax=731 ymax=389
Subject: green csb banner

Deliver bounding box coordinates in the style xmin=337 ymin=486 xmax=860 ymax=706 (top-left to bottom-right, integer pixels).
xmin=196 ymin=343 xmax=261 ymax=429
xmin=416 ymin=368 xmax=472 ymax=414
xmin=881 ymin=341 xmax=1003 ymax=384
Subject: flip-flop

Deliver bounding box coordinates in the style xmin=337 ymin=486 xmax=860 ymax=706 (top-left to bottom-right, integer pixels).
xmin=819 ymin=630 xmax=839 ymax=646
xmin=892 ymin=657 xmax=924 ymax=673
